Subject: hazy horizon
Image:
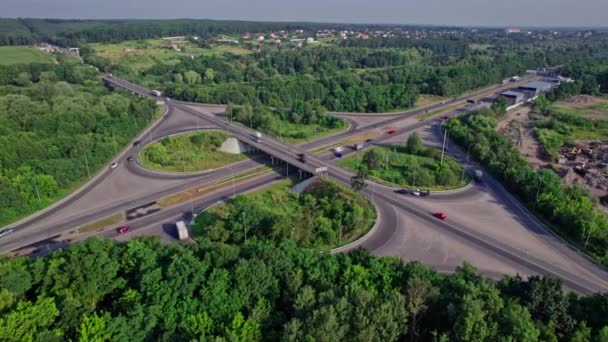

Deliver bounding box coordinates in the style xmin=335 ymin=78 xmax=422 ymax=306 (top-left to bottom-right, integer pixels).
xmin=3 ymin=0 xmax=608 ymax=28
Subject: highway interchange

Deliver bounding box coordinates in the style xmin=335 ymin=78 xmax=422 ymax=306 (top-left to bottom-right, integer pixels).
xmin=2 ymin=74 xmax=608 ymax=294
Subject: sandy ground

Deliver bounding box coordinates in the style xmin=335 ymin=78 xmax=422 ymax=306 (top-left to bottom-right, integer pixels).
xmin=497 ymin=106 xmax=549 ymax=168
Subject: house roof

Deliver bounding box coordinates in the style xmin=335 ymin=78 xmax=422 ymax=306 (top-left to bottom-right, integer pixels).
xmin=501 ymin=90 xmax=525 ymax=97
xmin=519 ymin=81 xmax=554 ymax=91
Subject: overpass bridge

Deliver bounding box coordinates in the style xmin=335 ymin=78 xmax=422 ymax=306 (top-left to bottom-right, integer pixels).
xmin=103 ymin=75 xmax=330 ymax=177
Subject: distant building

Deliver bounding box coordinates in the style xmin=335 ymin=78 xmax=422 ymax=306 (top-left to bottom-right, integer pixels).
xmin=500 ymin=90 xmax=526 ymax=106
xmin=242 ymin=32 xmax=252 ymax=39
xmin=518 ymin=81 xmax=555 ymax=98
xmin=505 ymin=28 xmax=521 ymax=34
xmin=256 ymin=35 xmax=265 ymax=41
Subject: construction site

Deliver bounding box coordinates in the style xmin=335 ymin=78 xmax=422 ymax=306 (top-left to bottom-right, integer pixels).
xmin=497 ymin=97 xmax=608 ymax=208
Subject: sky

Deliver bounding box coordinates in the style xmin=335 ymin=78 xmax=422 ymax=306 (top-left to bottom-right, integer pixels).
xmin=3 ymin=0 xmax=608 ymax=28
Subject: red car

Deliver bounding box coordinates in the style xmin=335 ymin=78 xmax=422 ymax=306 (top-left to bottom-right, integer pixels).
xmin=117 ymin=226 xmax=134 ymax=234
xmin=442 ymin=115 xmax=450 ymax=120
xmin=433 ymin=212 xmax=447 ymax=220
xmin=387 ymin=129 xmax=397 ymax=135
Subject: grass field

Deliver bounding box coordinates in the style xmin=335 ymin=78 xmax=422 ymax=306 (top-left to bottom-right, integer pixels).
xmin=0 ymin=46 xmax=55 ymax=65
xmin=91 ymin=39 xmax=251 ymax=70
xmin=338 ymin=144 xmax=470 ymax=191
xmin=416 ymin=94 xmax=449 ymax=108
xmin=139 ymin=130 xmax=250 ymax=173
xmin=551 ymin=96 xmax=608 ymax=120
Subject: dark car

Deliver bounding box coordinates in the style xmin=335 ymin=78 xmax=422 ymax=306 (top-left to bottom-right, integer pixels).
xmin=387 ymin=129 xmax=397 ymax=135
xmin=133 ymin=140 xmax=140 ymax=146
xmin=396 ymin=189 xmax=409 ymax=195
xmin=117 ymin=226 xmax=134 ymax=234
xmin=127 ymin=156 xmax=134 ymax=162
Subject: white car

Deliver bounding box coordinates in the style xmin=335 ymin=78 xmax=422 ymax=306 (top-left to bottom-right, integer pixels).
xmin=110 ymin=162 xmax=118 ymax=169
xmin=411 ymin=189 xmax=421 ymax=196
xmin=0 ymin=228 xmax=15 ymax=238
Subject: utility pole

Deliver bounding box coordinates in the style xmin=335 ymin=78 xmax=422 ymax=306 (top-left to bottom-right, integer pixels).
xmin=440 ymin=128 xmax=447 ymax=168
xmin=83 ymin=151 xmax=91 ymax=180
xmin=33 ymin=177 xmax=41 ymax=201
xmin=412 ymin=168 xmax=417 ymax=187
xmin=181 ymin=143 xmax=186 ymax=173
xmin=462 ymin=144 xmax=471 ymax=182
xmin=242 ymin=212 xmax=247 ymax=242
xmin=112 ymin=129 xmax=118 ymax=157
xmin=585 ymin=227 xmax=592 ymax=248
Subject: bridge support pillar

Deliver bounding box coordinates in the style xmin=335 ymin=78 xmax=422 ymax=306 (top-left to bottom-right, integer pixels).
xmin=270 ymin=156 xmax=275 ymax=165
xmin=298 ymin=169 xmax=303 ymax=180
xmin=286 ymin=163 xmax=289 ymax=178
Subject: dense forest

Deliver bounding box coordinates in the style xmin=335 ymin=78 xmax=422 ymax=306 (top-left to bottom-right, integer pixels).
xmin=224 ymin=101 xmax=345 ymax=141
xmin=0 ymin=237 xmax=606 ymax=341
xmin=0 ymin=57 xmax=159 ymax=226
xmin=96 ymin=44 xmax=537 ymax=113
xmin=85 ymin=31 xmax=608 ymax=113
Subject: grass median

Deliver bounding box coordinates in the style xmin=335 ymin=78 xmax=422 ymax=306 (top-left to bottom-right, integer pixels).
xmin=78 ymin=214 xmax=123 ymax=234
xmin=338 ymin=140 xmax=470 ymax=191
xmin=157 ymin=165 xmax=274 ymax=207
xmin=191 ymin=177 xmax=376 ymax=250
xmin=139 ymin=130 xmax=251 ymax=173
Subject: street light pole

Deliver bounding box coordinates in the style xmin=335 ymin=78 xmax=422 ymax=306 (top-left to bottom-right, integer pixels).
xmin=83 ymin=151 xmax=91 ymax=180
xmin=33 ymin=177 xmax=41 ymax=201
xmin=440 ymin=128 xmax=447 ymax=168
xmin=462 ymin=143 xmax=472 ymax=182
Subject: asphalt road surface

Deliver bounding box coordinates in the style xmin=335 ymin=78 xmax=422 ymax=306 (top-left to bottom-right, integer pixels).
xmin=3 ymin=74 xmax=607 ymax=294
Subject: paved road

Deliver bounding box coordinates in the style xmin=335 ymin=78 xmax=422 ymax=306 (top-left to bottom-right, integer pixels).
xmin=5 ymin=74 xmax=608 ymax=293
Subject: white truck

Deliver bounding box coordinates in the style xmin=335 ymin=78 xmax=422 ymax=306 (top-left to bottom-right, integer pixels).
xmin=151 ymin=89 xmax=162 ymax=97
xmin=354 ymin=143 xmax=365 ymax=151
xmin=176 ymin=221 xmax=189 ymax=241
xmin=252 ymin=131 xmax=262 ymax=143
xmin=472 ymin=169 xmax=484 ymax=181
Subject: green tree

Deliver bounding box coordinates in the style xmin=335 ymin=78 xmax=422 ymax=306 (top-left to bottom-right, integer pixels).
xmin=0 ymin=297 xmax=61 ymax=342
xmin=407 ymin=132 xmax=423 ymax=155
xmin=78 ymin=313 xmax=110 ymax=342
xmin=363 ymin=149 xmax=382 ymax=169
xmin=351 ymin=167 xmax=369 ymax=192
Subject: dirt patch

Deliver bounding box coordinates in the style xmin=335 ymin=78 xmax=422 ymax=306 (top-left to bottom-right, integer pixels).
xmin=562 ymin=95 xmax=608 ymax=108
xmin=497 ymin=106 xmax=549 ymax=168
xmin=558 ymin=95 xmax=608 ymax=120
